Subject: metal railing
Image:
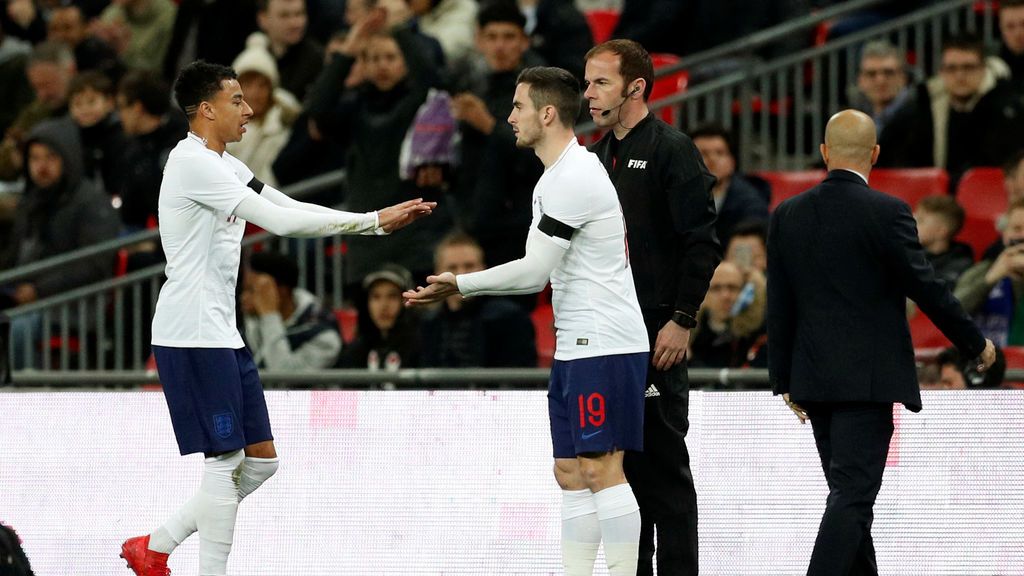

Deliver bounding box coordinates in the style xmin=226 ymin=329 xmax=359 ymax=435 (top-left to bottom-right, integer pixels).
xmin=3 ymin=170 xmax=348 ymax=371
xmin=579 ymin=0 xmax=997 ymax=171
xmin=6 ymin=367 xmax=1023 ymax=389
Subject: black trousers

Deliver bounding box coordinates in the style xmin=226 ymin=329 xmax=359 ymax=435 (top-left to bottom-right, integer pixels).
xmin=624 ymin=360 xmax=699 ymax=576
xmin=804 ymin=402 xmax=894 ymax=576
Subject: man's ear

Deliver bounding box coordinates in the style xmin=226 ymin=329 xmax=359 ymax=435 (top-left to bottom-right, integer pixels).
xmin=819 ymin=143 xmax=829 ymax=167
xmin=200 ymin=101 xmax=215 ymax=121
xmin=870 ymin=144 xmax=880 ymax=166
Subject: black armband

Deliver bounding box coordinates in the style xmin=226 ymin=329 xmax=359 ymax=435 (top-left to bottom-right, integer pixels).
xmin=246 ymin=177 xmax=265 ymax=194
xmin=538 ymin=214 xmax=576 ymax=241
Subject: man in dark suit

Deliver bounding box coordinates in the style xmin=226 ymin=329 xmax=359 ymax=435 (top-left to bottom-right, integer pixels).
xmin=767 ymin=109 xmax=996 ymax=576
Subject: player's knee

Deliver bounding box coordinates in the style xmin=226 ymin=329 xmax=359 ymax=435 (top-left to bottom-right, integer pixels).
xmin=553 ymin=460 xmax=585 ymax=491
xmin=577 ymin=455 xmax=624 ymax=492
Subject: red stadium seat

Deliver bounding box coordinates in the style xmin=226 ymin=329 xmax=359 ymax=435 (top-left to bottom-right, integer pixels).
xmin=584 ymin=9 xmax=619 ymax=44
xmin=755 ymin=170 xmax=827 ymax=210
xmin=530 ymin=303 xmax=555 ymax=368
xmin=649 ymin=53 xmax=688 ymax=126
xmin=334 ymin=307 xmax=358 ymax=344
xmin=955 ymin=167 xmax=1005 ymax=260
xmin=908 ymin=309 xmax=951 ymax=349
xmin=870 ymin=168 xmax=949 ymax=208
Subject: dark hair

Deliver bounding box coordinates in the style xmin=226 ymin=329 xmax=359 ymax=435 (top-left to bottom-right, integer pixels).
xmin=119 ymin=70 xmax=171 ymax=116
xmin=690 ymin=123 xmax=736 ymax=158
xmin=477 ymin=0 xmax=526 ymax=31
xmin=68 ymin=70 xmax=114 ymax=98
xmin=941 ymin=33 xmax=986 ymax=61
xmin=937 ymin=346 xmax=1006 ymax=389
xmin=1003 ymin=149 xmax=1024 ymax=178
xmin=917 ymin=195 xmax=966 ymax=237
xmin=585 ymin=39 xmax=655 ymax=101
xmin=173 ymin=60 xmax=237 ymax=119
xmin=728 ymin=219 xmax=768 ymax=245
xmin=516 ymin=66 xmax=580 ymax=128
xmin=1001 ymin=0 xmax=1024 ymax=9
xmin=249 ymin=251 xmax=300 ymax=289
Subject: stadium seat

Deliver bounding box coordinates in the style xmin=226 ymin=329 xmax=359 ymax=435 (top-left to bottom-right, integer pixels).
xmin=530 ymin=303 xmax=555 ymax=368
xmin=649 ymin=53 xmax=689 ymax=126
xmin=584 ymin=9 xmax=619 ymax=44
xmin=908 ymin=309 xmax=951 ymax=349
xmin=955 ymin=167 xmax=1005 ymax=260
xmin=870 ymin=168 xmax=949 ymax=209
xmin=755 ymin=170 xmax=827 ymax=210
xmin=334 ymin=307 xmax=358 ymax=344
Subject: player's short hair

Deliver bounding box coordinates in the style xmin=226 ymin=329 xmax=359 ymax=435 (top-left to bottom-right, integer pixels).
xmin=1001 ymin=0 xmax=1024 ymax=10
xmin=941 ymin=33 xmax=985 ymax=61
xmin=68 ymin=70 xmax=114 ymax=99
xmin=173 ymin=60 xmax=237 ymax=120
xmin=516 ymin=66 xmax=580 ymax=128
xmin=477 ymin=1 xmax=526 ymax=31
xmin=249 ymin=251 xmax=300 ymax=289
xmin=434 ymin=231 xmax=485 ymax=268
xmin=119 ymin=70 xmax=172 ymax=116
xmin=917 ymin=195 xmax=965 ymax=237
xmin=585 ymin=39 xmax=655 ymax=101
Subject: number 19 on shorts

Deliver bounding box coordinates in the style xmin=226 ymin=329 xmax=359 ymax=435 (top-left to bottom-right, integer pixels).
xmin=578 ymin=393 xmax=606 ymax=428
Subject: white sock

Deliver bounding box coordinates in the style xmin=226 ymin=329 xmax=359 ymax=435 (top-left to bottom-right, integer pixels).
xmin=197 ymin=450 xmax=244 ymax=576
xmin=235 ymin=456 xmax=279 ymax=501
xmin=561 ymin=489 xmax=601 ymax=576
xmin=593 ymin=483 xmax=641 ymax=576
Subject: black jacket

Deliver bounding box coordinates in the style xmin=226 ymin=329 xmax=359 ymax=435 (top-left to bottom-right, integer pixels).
xmin=420 ymin=298 xmax=537 ymax=368
xmin=716 ymin=174 xmax=769 ymax=246
xmin=529 ymin=0 xmax=591 ymax=81
xmin=589 ymin=114 xmax=720 ymax=325
xmin=2 ymin=118 xmax=120 ymax=296
xmin=767 ymin=170 xmax=985 ymax=412
xmin=118 ymin=114 xmax=187 ymax=229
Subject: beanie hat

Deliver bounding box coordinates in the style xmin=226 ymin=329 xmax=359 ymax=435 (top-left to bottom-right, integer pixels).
xmin=233 ymin=33 xmax=279 ymax=87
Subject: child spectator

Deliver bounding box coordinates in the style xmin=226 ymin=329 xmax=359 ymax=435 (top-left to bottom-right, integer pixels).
xmin=914 ymin=195 xmax=973 ymax=289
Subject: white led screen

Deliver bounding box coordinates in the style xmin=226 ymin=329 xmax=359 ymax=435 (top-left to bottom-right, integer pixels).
xmin=1 ymin=390 xmax=1022 ymax=575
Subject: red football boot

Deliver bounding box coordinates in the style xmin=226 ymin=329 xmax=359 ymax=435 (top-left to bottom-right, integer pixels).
xmin=120 ymin=535 xmax=171 ymax=576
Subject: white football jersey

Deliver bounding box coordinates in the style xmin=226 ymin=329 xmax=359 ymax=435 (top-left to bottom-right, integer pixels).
xmin=534 ymin=141 xmax=648 ymax=361
xmin=151 ymin=133 xmax=257 ymax=348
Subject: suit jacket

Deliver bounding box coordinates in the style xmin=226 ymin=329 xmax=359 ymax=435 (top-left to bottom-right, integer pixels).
xmin=767 ymin=170 xmax=985 ymax=412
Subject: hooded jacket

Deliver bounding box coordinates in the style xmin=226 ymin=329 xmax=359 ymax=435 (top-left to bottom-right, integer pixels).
xmin=1 ymin=118 xmax=120 ymax=296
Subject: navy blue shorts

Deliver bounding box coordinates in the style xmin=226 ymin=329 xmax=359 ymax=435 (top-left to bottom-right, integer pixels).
xmin=548 ymin=352 xmax=648 ymax=458
xmin=153 ymin=346 xmax=273 ymax=456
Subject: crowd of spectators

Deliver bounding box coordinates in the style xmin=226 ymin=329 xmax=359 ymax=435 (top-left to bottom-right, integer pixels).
xmin=0 ymin=0 xmax=1021 ymax=386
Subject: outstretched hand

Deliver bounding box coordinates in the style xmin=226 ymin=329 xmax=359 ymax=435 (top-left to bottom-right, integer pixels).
xmin=376 ymin=198 xmax=436 ymax=233
xmin=403 ymin=272 xmax=460 ymax=307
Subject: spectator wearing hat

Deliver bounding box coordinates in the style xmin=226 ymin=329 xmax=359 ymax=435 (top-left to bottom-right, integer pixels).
xmin=242 ymin=250 xmax=343 ymax=370
xmin=226 ymin=34 xmax=301 ymax=188
xmin=341 ymin=263 xmax=421 ymax=370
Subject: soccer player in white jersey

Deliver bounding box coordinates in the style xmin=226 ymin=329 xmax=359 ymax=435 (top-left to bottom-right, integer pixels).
xmin=404 ymin=66 xmax=649 ymax=576
xmin=119 ymin=61 xmax=433 ymax=576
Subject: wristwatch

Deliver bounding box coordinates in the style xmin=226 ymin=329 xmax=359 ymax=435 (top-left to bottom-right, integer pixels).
xmin=671 ymin=309 xmax=697 ymax=329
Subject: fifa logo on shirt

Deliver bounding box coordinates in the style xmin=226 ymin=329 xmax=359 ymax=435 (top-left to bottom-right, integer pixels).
xmin=627 ymin=159 xmax=647 ymax=169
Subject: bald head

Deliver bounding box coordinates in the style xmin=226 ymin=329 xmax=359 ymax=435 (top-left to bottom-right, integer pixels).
xmin=825 ymin=109 xmax=877 ymax=158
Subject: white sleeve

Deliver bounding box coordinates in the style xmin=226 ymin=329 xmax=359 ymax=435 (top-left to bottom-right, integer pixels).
xmin=180 ymin=155 xmax=258 ymax=215
xmin=259 ymin=184 xmax=386 ymax=234
xmin=232 ymin=193 xmax=380 ymax=238
xmin=260 ymin=184 xmax=339 ymax=215
xmin=457 ymin=228 xmax=566 ymax=296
